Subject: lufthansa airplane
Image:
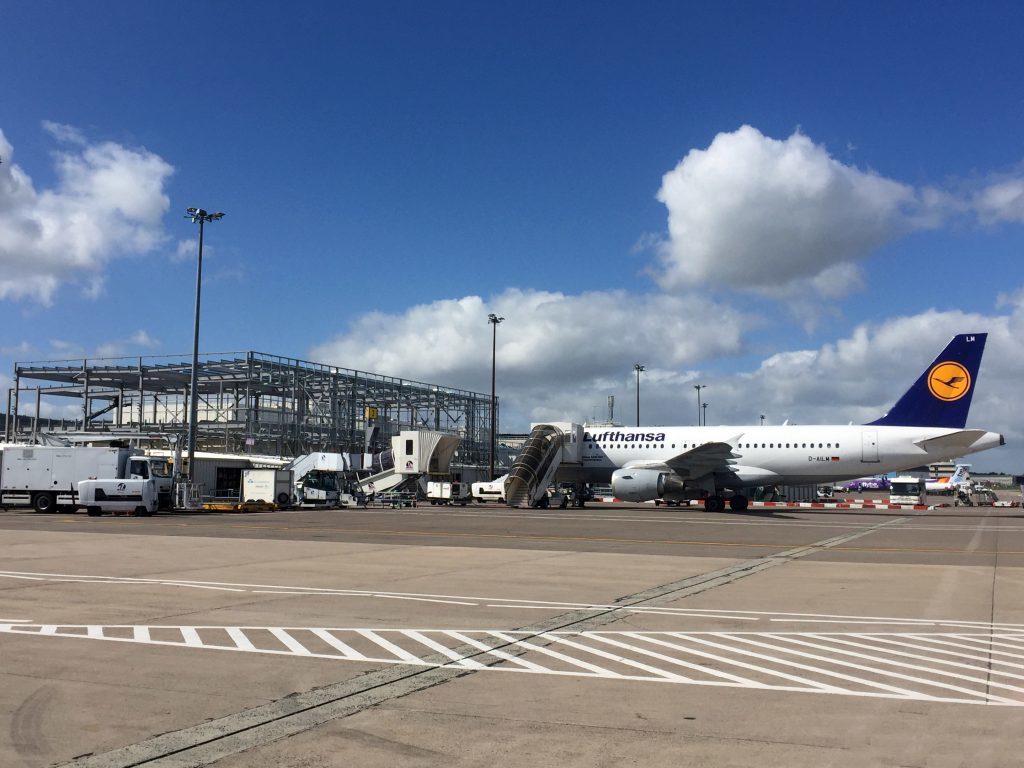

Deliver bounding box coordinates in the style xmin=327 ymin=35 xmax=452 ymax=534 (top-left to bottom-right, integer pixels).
xmin=577 ymin=334 xmax=1004 ymax=512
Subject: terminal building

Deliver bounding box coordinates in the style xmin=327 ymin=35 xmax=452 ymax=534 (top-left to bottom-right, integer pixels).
xmin=4 ymin=351 xmax=495 ymax=469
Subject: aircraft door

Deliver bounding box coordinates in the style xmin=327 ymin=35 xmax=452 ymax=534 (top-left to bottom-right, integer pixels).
xmin=861 ymin=430 xmax=879 ymax=463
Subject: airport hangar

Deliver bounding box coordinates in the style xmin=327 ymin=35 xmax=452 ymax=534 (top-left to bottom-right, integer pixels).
xmin=4 ymin=350 xmax=496 ymax=471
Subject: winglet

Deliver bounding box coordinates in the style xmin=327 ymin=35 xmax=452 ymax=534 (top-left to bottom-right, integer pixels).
xmin=868 ymin=333 xmax=987 ymax=429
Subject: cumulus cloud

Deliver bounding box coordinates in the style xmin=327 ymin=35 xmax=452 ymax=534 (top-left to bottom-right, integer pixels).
xmin=95 ymin=329 xmax=162 ymax=358
xmin=0 ymin=124 xmax=174 ymax=304
xmin=309 ymin=287 xmax=751 ymax=429
xmin=973 ymin=176 xmax=1024 ymax=224
xmin=652 ymin=125 xmax=941 ymax=299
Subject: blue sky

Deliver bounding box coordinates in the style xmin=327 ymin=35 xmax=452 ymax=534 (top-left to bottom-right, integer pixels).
xmin=1 ymin=1 xmax=1022 ymax=472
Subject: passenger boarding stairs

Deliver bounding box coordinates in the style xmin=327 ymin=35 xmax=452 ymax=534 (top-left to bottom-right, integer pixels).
xmin=504 ymin=422 xmax=583 ymax=508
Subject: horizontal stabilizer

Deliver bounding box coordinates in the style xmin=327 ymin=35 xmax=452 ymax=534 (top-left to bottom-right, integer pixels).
xmin=914 ymin=430 xmax=994 ymax=455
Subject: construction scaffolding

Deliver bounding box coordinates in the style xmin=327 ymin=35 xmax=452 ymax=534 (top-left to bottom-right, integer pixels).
xmin=5 ymin=351 xmax=494 ymax=465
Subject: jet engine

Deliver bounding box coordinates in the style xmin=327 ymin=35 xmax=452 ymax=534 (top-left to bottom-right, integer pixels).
xmin=611 ymin=468 xmax=686 ymax=502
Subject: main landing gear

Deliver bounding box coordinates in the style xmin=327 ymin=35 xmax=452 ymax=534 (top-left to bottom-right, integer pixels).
xmin=703 ymin=494 xmax=749 ymax=512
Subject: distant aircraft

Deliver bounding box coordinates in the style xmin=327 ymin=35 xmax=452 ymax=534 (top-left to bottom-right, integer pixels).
xmin=833 ymin=475 xmax=891 ymax=493
xmin=925 ymin=464 xmax=971 ymax=494
xmin=560 ymin=334 xmax=1004 ymax=512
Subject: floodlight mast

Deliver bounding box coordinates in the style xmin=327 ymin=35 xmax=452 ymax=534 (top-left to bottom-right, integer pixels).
xmin=184 ymin=208 xmax=225 ymax=483
xmin=633 ymin=363 xmax=645 ymax=427
xmin=488 ymin=313 xmax=505 ymax=480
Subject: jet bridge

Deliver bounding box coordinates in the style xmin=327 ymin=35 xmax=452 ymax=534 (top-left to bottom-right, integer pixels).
xmin=504 ymin=422 xmax=583 ymax=507
xmin=357 ymin=429 xmax=462 ymax=496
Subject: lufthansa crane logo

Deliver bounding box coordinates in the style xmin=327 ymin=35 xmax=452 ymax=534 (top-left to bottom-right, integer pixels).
xmin=927 ymin=361 xmax=971 ymax=402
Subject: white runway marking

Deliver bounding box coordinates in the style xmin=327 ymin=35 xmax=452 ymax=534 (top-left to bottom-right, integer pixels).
xmin=4 ymin=570 xmax=1024 ymax=633
xmin=1 ymin=621 xmax=1021 ymax=706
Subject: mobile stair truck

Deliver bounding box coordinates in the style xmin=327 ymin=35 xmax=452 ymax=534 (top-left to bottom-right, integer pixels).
xmin=0 ymin=446 xmax=171 ymax=513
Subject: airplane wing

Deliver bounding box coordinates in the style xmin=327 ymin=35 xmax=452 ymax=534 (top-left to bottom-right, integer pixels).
xmin=623 ymin=437 xmax=742 ymax=479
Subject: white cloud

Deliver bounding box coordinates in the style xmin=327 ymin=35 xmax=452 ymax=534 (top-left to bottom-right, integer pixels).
xmin=0 ymin=124 xmax=174 ymax=305
xmin=973 ymin=177 xmax=1024 ymax=224
xmin=310 ymin=287 xmax=751 ymax=429
xmin=95 ymin=329 xmax=162 ymax=358
xmin=0 ymin=341 xmax=35 ymax=358
xmin=173 ymin=238 xmax=198 ymax=262
xmin=652 ymin=126 xmax=935 ymax=299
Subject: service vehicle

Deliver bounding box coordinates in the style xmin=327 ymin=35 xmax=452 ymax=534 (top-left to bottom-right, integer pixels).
xmin=242 ymin=468 xmax=294 ymax=507
xmin=889 ymin=476 xmax=927 ymax=505
xmin=471 ymin=474 xmax=508 ymax=503
xmin=427 ymin=480 xmax=470 ymax=505
xmin=1 ymin=446 xmax=171 ymax=512
xmin=77 ymin=478 xmax=158 ymax=517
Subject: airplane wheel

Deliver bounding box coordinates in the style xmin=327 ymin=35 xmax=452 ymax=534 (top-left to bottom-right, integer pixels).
xmin=729 ymin=495 xmax=749 ymax=511
xmin=704 ymin=495 xmax=726 ymax=513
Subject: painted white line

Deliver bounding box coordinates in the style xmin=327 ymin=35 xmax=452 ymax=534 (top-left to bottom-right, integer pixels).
xmin=680 ymin=633 xmax=929 ymax=699
xmin=3 ymin=623 xmax=1023 ymax=705
xmin=589 ymin=632 xmax=757 ymax=685
xmin=403 ymin=631 xmax=486 ymax=669
xmin=489 ymin=631 xmax=622 ymax=677
xmin=889 ymin=634 xmax=1024 ymax=664
xmin=374 ymin=595 xmax=479 ymax=606
xmin=728 ymin=634 xmax=1020 ymax=705
xmin=628 ymin=609 xmax=759 ymax=621
xmin=823 ymin=634 xmax=1024 ymax=681
xmin=948 ymin=634 xmax=1024 ymax=656
xmin=309 ymin=628 xmax=367 ymax=659
xmin=159 ymin=583 xmax=247 ymax=593
xmin=180 ymin=627 xmax=203 ymax=647
xmin=445 ymin=631 xmax=550 ymax=672
xmin=226 ymin=627 xmax=257 ymax=651
xmin=636 ymin=632 xmax=842 ymax=692
xmin=776 ymin=633 xmax=1024 ymax=693
xmin=538 ymin=632 xmax=690 ymax=681
xmin=356 ymin=629 xmax=421 ymax=662
xmin=269 ymin=628 xmax=311 ymax=656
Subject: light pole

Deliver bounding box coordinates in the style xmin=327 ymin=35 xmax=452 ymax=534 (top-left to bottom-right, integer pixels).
xmin=488 ymin=313 xmax=504 ymax=480
xmin=633 ymin=363 xmax=645 ymax=427
xmin=694 ymin=384 xmax=705 ymax=426
xmin=185 ymin=207 xmax=224 ymax=481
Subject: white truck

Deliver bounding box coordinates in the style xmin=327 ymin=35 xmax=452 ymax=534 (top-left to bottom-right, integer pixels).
xmin=0 ymin=446 xmax=171 ymax=513
xmin=242 ymin=468 xmax=294 ymax=507
xmin=889 ymin=476 xmax=927 ymax=506
xmin=427 ymin=480 xmax=470 ymax=505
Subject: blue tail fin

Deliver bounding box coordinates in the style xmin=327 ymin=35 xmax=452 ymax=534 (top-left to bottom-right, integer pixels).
xmin=867 ymin=333 xmax=987 ymax=429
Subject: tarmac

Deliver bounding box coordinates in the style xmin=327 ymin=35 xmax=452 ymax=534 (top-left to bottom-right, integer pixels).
xmin=0 ymin=495 xmax=1022 ymax=767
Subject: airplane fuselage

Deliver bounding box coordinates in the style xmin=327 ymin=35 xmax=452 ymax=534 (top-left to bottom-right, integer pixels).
xmin=557 ymin=425 xmax=1003 ymax=489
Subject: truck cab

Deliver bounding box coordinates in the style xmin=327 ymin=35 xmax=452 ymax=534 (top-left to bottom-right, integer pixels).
xmin=127 ymin=456 xmax=172 ymax=510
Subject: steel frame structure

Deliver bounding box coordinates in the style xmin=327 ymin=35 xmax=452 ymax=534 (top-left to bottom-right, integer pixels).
xmin=5 ymin=351 xmax=494 ymax=465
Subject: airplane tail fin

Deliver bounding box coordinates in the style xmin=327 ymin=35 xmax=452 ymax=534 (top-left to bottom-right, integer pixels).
xmin=867 ymin=333 xmax=987 ymax=429
xmin=950 ymin=464 xmax=970 ymax=485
